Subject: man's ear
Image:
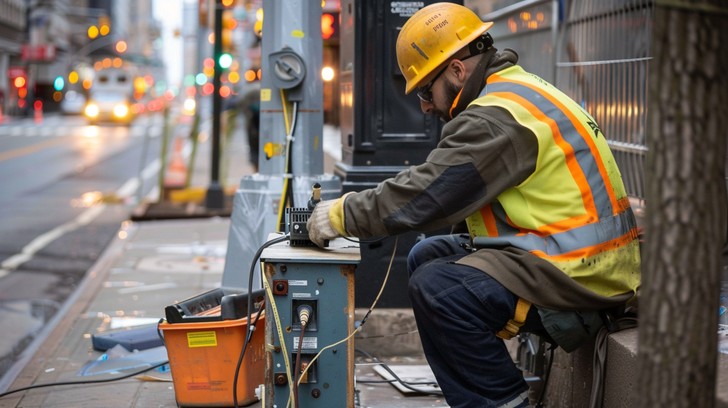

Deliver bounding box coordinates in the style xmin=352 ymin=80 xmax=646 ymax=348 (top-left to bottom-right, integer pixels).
xmin=449 ymin=59 xmax=468 ymax=86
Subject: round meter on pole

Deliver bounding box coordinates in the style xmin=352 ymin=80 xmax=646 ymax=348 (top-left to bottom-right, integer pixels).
xmin=269 ymin=48 xmax=306 ymax=90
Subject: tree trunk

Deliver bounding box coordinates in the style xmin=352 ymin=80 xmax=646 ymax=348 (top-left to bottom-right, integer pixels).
xmin=637 ymin=2 xmax=728 ymax=407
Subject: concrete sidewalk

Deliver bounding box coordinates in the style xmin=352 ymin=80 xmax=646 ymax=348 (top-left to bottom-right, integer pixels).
xmin=2 ymin=216 xmax=451 ymax=408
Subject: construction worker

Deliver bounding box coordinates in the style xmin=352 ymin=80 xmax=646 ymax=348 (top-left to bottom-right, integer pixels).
xmin=307 ymin=3 xmax=640 ymax=407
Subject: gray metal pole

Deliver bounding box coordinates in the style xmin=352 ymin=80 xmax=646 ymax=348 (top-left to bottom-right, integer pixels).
xmin=205 ymin=0 xmax=225 ymax=210
xmin=221 ymin=0 xmax=341 ymax=290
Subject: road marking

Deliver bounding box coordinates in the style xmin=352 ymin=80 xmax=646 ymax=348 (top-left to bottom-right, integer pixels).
xmin=0 ymin=158 xmax=161 ymax=279
xmin=0 ymin=137 xmax=69 ymax=162
xmin=0 ymin=206 xmax=107 ymax=275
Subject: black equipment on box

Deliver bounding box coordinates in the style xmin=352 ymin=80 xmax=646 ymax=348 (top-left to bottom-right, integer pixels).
xmin=164 ymin=287 xmax=265 ymax=323
xmin=285 ymin=182 xmax=327 ymax=247
xmin=285 ymin=207 xmax=316 ymax=247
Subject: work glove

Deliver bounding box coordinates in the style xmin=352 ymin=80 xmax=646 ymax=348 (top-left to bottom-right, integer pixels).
xmin=307 ymin=195 xmax=349 ymax=248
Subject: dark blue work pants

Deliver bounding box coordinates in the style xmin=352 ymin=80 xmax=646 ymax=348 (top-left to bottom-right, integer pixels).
xmin=407 ymin=235 xmax=543 ymax=408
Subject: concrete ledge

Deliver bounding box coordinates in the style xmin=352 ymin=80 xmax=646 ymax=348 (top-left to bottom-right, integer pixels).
xmin=548 ymin=327 xmax=728 ymax=407
xmin=718 ymin=346 xmax=728 ymax=408
xmin=351 ymin=309 xmax=728 ymax=407
xmin=603 ymin=329 xmax=638 ymax=407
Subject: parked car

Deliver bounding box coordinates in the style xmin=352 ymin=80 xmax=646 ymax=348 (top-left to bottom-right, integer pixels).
xmin=60 ymin=90 xmax=86 ymax=115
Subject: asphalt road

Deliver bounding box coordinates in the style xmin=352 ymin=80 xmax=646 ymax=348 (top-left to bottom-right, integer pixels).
xmin=0 ymin=112 xmax=170 ymax=381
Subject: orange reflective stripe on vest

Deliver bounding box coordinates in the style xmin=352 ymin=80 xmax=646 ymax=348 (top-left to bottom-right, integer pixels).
xmin=466 ymin=66 xmax=640 ymax=298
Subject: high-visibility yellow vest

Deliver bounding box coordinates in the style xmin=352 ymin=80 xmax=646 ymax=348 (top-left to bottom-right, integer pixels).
xmin=465 ymin=66 xmax=640 ymax=298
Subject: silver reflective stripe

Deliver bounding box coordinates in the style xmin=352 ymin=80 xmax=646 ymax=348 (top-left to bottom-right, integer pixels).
xmin=499 ymin=390 xmax=530 ymax=408
xmin=473 ymin=207 xmax=636 ymax=255
xmin=483 ymin=73 xmax=615 ymax=220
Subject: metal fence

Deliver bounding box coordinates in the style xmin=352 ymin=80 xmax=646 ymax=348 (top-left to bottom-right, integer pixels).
xmin=481 ymin=0 xmax=653 ymax=202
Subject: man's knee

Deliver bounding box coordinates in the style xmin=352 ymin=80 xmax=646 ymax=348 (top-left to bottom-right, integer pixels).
xmin=407 ymin=259 xmax=440 ymax=303
xmin=408 ymin=257 xmax=458 ymax=303
xmin=407 ymin=234 xmax=470 ymax=275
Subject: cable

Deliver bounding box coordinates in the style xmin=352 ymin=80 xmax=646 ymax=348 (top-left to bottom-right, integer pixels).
xmin=263 ymin=265 xmax=296 ymax=407
xmin=0 ymin=319 xmax=170 ymax=400
xmin=534 ymin=345 xmax=555 ymax=408
xmin=293 ymin=305 xmax=311 ymax=408
xmin=358 ymin=235 xmax=398 ymax=327
xmin=244 ymin=233 xmax=290 ymax=349
xmin=232 ymin=298 xmax=265 ymax=408
xmin=275 ymin=91 xmax=299 ymax=232
xmin=355 ymin=349 xmax=443 ymax=395
xmin=342 ymin=236 xmax=387 ymax=244
xmin=588 ymin=315 xmax=638 ymax=408
xmin=283 ymin=101 xmax=297 ymax=212
xmin=297 ymin=236 xmax=399 ymax=385
xmin=355 ymin=329 xmax=419 ymax=339
xmin=0 ymin=360 xmax=169 ymax=399
xmin=294 ymin=328 xmax=305 ymax=408
xmin=232 ymin=233 xmax=291 ymax=408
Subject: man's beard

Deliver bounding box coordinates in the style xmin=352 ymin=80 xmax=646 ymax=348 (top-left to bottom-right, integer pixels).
xmin=432 ymin=79 xmax=462 ymax=123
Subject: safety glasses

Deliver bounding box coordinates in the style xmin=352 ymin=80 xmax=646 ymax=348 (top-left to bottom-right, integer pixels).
xmin=416 ymin=53 xmax=484 ymax=103
xmin=416 ymin=64 xmax=449 ymax=103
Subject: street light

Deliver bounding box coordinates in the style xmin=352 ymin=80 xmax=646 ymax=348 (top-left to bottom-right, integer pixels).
xmin=115 ymin=40 xmax=127 ymax=54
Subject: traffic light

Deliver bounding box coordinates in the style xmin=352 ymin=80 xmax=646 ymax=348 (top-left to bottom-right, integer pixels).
xmin=322 ymin=12 xmax=338 ymax=40
xmin=12 ymin=73 xmax=27 ymax=100
xmin=221 ymin=10 xmax=236 ymax=51
xmin=218 ymin=53 xmax=233 ymax=69
xmin=99 ymin=15 xmax=110 ymax=36
xmin=53 ymin=76 xmax=65 ymax=91
xmin=13 ymin=75 xmax=26 ymax=89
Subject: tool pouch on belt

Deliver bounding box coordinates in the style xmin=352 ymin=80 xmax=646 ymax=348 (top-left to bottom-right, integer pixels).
xmin=537 ymin=308 xmax=604 ymax=352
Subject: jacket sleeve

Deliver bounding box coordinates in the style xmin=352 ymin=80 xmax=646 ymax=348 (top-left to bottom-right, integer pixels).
xmin=342 ymin=105 xmax=540 ymax=237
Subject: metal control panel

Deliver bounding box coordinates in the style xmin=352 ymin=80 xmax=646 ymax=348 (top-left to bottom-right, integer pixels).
xmin=260 ymin=235 xmax=360 ymax=407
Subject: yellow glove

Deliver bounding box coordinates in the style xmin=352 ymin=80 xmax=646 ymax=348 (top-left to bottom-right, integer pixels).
xmin=306 ymin=195 xmax=349 ymax=248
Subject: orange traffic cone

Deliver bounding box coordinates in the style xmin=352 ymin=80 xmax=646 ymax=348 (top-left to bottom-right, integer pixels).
xmin=164 ymin=137 xmax=188 ymax=190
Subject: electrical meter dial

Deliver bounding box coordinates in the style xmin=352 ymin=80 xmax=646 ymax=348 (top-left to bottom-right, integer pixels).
xmin=269 ymin=48 xmax=306 ymax=89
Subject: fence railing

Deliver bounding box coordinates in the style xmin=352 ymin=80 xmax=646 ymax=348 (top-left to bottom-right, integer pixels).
xmin=482 ymin=0 xmax=653 ymax=201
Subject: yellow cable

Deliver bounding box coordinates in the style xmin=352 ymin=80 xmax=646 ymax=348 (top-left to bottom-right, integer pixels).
xmin=297 ymin=236 xmax=399 ymax=385
xmin=262 ymin=267 xmax=295 ymax=406
xmin=276 ymin=89 xmax=293 ymax=231
xmin=280 ymin=89 xmax=291 ymax=135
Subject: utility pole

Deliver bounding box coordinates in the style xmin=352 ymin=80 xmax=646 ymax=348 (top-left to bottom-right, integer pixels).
xmin=205 ymin=0 xmax=225 ymax=210
xmin=220 ymin=0 xmax=341 ymax=290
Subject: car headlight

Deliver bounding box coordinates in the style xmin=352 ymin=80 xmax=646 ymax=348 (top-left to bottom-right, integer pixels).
xmin=113 ymin=103 xmax=130 ymax=119
xmin=84 ymin=103 xmax=99 ymax=118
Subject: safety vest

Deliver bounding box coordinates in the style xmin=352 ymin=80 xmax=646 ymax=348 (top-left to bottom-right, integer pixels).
xmin=465 ymin=66 xmax=640 ymax=298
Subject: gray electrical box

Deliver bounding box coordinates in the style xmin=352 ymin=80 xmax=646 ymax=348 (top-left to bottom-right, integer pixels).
xmin=261 ymin=235 xmax=360 ymax=407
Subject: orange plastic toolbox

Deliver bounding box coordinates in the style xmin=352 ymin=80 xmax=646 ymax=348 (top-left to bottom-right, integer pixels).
xmin=160 ymin=314 xmax=265 ymax=407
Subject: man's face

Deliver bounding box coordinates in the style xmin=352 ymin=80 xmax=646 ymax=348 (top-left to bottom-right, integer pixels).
xmin=416 ymin=62 xmax=464 ymax=123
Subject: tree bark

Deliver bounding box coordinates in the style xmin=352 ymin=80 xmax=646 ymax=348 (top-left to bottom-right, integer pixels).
xmin=637 ymin=1 xmax=728 ymax=407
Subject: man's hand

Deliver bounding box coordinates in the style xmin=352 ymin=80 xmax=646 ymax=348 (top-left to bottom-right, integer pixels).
xmin=307 ymin=199 xmax=340 ymax=247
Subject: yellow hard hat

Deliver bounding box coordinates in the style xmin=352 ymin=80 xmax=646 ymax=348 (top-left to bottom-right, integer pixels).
xmin=396 ymin=3 xmax=493 ymax=94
